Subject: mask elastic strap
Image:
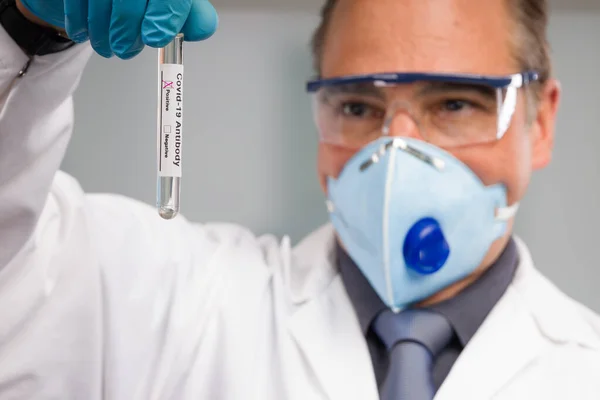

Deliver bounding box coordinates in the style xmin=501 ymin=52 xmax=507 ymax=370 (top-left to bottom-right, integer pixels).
xmin=495 ymin=202 xmax=520 ymax=221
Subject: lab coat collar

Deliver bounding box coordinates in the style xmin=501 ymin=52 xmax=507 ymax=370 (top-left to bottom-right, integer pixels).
xmin=288 ymin=224 xmax=339 ymax=305
xmin=288 ymin=224 xmax=379 ymax=400
xmin=288 ymin=225 xmax=600 ymax=400
xmin=288 ymin=275 xmax=380 ymax=400
xmin=509 ymin=237 xmax=600 ymax=351
xmin=433 ymin=270 xmax=545 ymax=399
xmin=437 ymin=237 xmax=600 ymax=399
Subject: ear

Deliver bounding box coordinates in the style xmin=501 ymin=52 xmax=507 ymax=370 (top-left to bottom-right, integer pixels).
xmin=531 ymin=79 xmax=561 ymax=170
xmin=317 ymin=142 xmax=357 ymax=194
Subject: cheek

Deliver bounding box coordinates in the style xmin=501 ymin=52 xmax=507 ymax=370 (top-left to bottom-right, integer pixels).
xmin=510 ymin=129 xmax=534 ymax=199
xmin=454 ymin=126 xmax=533 ymax=205
xmin=317 ymin=144 xmax=358 ymax=193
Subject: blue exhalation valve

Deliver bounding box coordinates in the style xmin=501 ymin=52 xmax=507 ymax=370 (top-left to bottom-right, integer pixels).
xmin=403 ymin=217 xmax=450 ymax=275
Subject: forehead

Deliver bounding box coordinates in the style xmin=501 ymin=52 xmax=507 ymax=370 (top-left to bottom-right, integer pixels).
xmin=321 ymin=0 xmax=518 ymax=78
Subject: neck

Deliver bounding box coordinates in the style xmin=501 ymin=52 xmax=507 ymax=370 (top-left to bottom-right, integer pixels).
xmin=416 ymin=232 xmax=512 ymax=308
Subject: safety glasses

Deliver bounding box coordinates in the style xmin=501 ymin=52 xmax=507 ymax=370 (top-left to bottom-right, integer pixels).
xmin=306 ymin=71 xmax=539 ymax=149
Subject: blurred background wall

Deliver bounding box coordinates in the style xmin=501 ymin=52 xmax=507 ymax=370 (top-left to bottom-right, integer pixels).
xmin=62 ymin=0 xmax=600 ymax=312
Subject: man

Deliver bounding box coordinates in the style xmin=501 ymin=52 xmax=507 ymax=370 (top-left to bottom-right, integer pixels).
xmin=0 ymin=0 xmax=599 ymax=398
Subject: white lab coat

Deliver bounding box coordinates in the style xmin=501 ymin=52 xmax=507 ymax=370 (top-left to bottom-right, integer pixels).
xmin=1 ymin=27 xmax=599 ymax=400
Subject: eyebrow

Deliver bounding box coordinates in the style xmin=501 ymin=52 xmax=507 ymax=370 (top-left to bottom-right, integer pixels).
xmin=322 ymin=83 xmax=386 ymax=100
xmin=416 ymin=81 xmax=498 ymax=99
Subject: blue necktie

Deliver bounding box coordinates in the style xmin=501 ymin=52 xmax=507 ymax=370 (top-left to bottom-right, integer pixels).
xmin=372 ymin=309 xmax=454 ymax=400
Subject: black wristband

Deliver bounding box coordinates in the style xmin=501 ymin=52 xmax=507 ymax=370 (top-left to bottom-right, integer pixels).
xmin=0 ymin=0 xmax=75 ymax=57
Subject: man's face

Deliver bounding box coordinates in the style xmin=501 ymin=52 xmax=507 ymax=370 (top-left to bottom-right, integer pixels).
xmin=317 ymin=0 xmax=559 ymax=209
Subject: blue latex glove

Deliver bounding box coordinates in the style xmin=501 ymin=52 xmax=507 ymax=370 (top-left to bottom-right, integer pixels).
xmin=18 ymin=0 xmax=218 ymax=59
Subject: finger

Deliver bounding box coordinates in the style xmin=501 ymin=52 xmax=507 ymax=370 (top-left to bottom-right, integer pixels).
xmin=64 ymin=0 xmax=89 ymax=42
xmin=19 ymin=0 xmax=67 ymax=29
xmin=88 ymin=0 xmax=113 ymax=58
xmin=181 ymin=0 xmax=218 ymax=42
xmin=142 ymin=0 xmax=192 ymax=48
xmin=110 ymin=0 xmax=147 ymax=59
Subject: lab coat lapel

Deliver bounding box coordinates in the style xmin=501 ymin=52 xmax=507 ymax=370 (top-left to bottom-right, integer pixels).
xmin=288 ymin=275 xmax=379 ymax=400
xmin=435 ymin=285 xmax=544 ymax=399
xmin=435 ymin=241 xmax=548 ymax=400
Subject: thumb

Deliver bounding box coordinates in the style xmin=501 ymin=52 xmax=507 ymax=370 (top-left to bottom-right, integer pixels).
xmin=181 ymin=0 xmax=219 ymax=41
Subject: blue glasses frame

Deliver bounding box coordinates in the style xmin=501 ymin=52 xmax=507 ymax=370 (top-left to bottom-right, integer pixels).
xmin=306 ymin=71 xmax=539 ymax=93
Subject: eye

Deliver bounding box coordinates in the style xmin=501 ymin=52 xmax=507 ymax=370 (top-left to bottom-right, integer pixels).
xmin=341 ymin=102 xmax=383 ymax=118
xmin=342 ymin=102 xmax=368 ymax=117
xmin=443 ymin=99 xmax=471 ymax=112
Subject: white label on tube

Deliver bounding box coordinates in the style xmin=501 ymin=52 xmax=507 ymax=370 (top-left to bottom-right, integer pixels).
xmin=158 ymin=64 xmax=184 ymax=177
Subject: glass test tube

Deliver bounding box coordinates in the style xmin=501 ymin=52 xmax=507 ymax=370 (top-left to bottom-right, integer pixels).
xmin=157 ymin=34 xmax=184 ymax=219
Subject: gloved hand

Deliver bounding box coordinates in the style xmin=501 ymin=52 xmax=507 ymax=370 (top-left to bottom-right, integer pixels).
xmin=17 ymin=0 xmax=218 ymax=59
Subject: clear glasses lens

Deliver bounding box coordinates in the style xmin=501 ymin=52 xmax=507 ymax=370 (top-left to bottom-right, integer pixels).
xmin=312 ymin=81 xmax=518 ymax=149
